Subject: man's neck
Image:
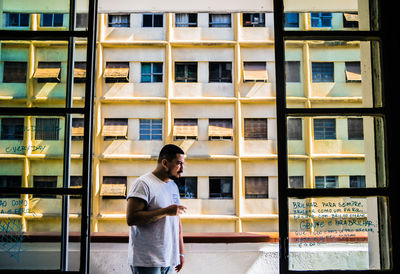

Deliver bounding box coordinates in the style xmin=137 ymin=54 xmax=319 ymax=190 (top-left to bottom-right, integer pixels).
xmin=152 ymin=168 xmax=170 ymax=183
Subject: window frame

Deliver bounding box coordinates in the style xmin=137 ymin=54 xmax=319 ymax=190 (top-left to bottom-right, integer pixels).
xmin=139 ymin=118 xmax=163 ymax=140
xmin=140 ymin=62 xmax=163 ymax=83
xmin=5 ymin=12 xmax=30 ymax=27
xmin=108 ymin=14 xmax=130 ymax=28
xmin=312 ymin=62 xmax=334 ymax=82
xmin=175 ymin=13 xmax=198 ymax=27
xmin=142 ymin=13 xmax=164 ymax=27
xmin=209 ymin=13 xmax=232 ymax=28
xmin=0 ymin=117 xmax=24 ymax=140
xmin=274 ymin=1 xmax=398 ymax=272
xmin=0 ymin=1 xmax=397 ymax=273
xmin=209 ymin=62 xmax=232 ymax=83
xmin=242 ymin=13 xmax=265 ymax=27
xmin=175 ymin=62 xmax=198 ymax=82
xmin=40 ymin=13 xmax=64 ymax=27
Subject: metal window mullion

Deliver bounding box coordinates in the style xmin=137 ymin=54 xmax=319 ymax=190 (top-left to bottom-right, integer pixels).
xmin=60 ymin=0 xmax=77 ymax=269
xmin=283 ymin=30 xmax=382 ymax=41
xmin=80 ymin=0 xmax=98 ymax=272
xmin=0 ymin=30 xmax=88 ymax=40
xmin=273 ymin=0 xmax=289 ymax=273
xmin=0 ymin=107 xmax=85 ymax=116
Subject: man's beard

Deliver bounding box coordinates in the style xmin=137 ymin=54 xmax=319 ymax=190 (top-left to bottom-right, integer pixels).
xmin=167 ymin=169 xmax=182 ymax=181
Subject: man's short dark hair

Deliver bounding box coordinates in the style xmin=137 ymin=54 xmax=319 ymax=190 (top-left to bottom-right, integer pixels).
xmin=158 ymin=144 xmax=184 ymax=163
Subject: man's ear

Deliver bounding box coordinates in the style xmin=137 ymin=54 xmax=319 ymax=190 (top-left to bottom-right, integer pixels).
xmin=161 ymin=158 xmax=169 ymax=169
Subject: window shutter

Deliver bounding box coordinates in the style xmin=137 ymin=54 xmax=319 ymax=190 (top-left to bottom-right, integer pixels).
xmin=244 ymin=118 xmax=267 ymax=140
xmin=243 ymin=62 xmax=268 ymax=82
xmin=173 ymin=119 xmax=198 ymax=137
xmin=208 ymin=119 xmax=233 ymax=137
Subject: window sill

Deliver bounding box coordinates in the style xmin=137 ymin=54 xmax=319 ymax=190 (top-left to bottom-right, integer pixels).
xmin=20 ymin=231 xmax=367 ymax=244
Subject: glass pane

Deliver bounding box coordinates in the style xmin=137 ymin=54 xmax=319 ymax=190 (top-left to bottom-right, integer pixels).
xmin=289 ymin=196 xmax=391 ymax=270
xmin=285 ymin=40 xmax=381 ymax=108
xmin=0 ymin=41 xmax=67 ymax=107
xmin=283 ymin=0 xmax=377 ymax=31
xmin=0 ymin=39 xmax=87 ymax=108
xmin=0 ymin=194 xmax=66 ymax=270
xmin=287 ymin=116 xmax=386 ymax=188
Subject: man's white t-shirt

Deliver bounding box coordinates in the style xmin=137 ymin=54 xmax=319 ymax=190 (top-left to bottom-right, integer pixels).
xmin=127 ymin=172 xmax=181 ymax=267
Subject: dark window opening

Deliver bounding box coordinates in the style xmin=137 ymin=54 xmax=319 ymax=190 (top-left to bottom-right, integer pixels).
xmin=209 ymin=62 xmax=232 ymax=83
xmin=0 ymin=117 xmax=24 ymax=140
xmin=209 ymin=177 xmax=233 ymax=199
xmin=175 ymin=62 xmax=197 ymax=82
xmin=243 ymin=13 xmax=265 ymax=27
xmin=175 ymin=177 xmax=197 ymax=199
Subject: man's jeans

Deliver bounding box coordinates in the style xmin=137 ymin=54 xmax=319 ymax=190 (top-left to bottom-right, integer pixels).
xmin=130 ymin=265 xmax=173 ymax=274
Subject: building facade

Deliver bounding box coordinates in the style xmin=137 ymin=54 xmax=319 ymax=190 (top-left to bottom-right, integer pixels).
xmin=0 ymin=1 xmax=378 ymax=236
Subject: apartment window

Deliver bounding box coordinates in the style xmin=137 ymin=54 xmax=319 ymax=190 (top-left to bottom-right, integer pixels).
xmin=141 ymin=63 xmax=163 ymax=83
xmin=108 ymin=14 xmax=130 ymax=27
xmin=243 ymin=13 xmax=265 ymax=27
xmin=102 ymin=118 xmax=128 ymax=141
xmin=142 ymin=14 xmax=163 ymax=27
xmin=3 ymin=62 xmax=27 ymax=83
xmin=175 ymin=62 xmax=197 ymax=82
xmin=0 ymin=176 xmax=21 ymax=198
xmin=139 ymin=119 xmax=162 ymax=140
xmin=348 ymin=118 xmax=364 ymax=140
xmin=343 ymin=13 xmax=359 ymax=28
xmin=70 ymin=176 xmax=83 ymax=199
xmin=33 ymin=176 xmax=58 ymax=198
xmin=209 ymin=177 xmax=233 ymax=199
xmin=0 ymin=118 xmax=24 ymax=140
xmin=350 ymin=175 xmax=366 ymax=188
xmin=245 ymin=177 xmax=268 ymax=198
xmin=71 ymin=118 xmax=84 ymax=141
xmin=101 ymin=176 xmax=127 ymax=199
xmin=284 ymin=13 xmax=299 ymax=28
xmin=209 ymin=14 xmax=231 ymax=27
xmin=74 ymin=62 xmax=86 ymax=83
xmin=76 ymin=13 xmax=88 ymax=28
xmin=5 ymin=13 xmax=29 ymax=27
xmin=173 ymin=119 xmax=198 ymax=140
xmin=244 ymin=118 xmax=268 ymax=140
xmin=287 ymin=118 xmax=302 ymax=140
xmin=33 ymin=62 xmax=62 ymax=83
xmin=104 ymin=62 xmax=129 ymax=83
xmin=208 ymin=119 xmax=233 ymax=140
xmin=41 ymin=13 xmax=64 ymax=27
xmin=310 ymin=12 xmax=332 ymax=28
xmin=175 ymin=13 xmax=197 ymax=27
xmin=285 ymin=61 xmax=300 ymax=83
xmin=175 ymin=177 xmax=197 ymax=199
xmin=70 ymin=176 xmax=83 ymax=187
xmin=35 ymin=118 xmax=60 ymax=140
xmin=312 ymin=62 xmax=334 ymax=82
xmin=289 ymin=176 xmax=304 ymax=189
xmin=243 ymin=62 xmax=268 ymax=82
xmin=209 ymin=62 xmax=232 ymax=83
xmin=345 ymin=61 xmax=361 ymax=82
xmin=314 ymin=118 xmax=336 ymax=140
xmin=315 ymin=176 xmax=338 ymax=188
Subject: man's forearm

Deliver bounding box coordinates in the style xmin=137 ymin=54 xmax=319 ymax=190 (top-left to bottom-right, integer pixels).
xmin=179 ymin=218 xmax=184 ymax=255
xmin=128 ymin=207 xmax=168 ymax=226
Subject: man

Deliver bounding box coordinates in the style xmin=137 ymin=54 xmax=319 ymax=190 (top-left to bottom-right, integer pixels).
xmin=126 ymin=144 xmax=187 ymax=274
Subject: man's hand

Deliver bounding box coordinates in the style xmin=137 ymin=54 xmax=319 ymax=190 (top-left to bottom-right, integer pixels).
xmin=164 ymin=204 xmax=187 ymax=216
xmin=175 ymin=255 xmax=185 ymax=272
